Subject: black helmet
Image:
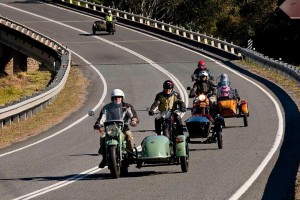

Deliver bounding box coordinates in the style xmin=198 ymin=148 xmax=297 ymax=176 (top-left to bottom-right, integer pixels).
xmin=163 ymin=80 xmax=174 ymax=89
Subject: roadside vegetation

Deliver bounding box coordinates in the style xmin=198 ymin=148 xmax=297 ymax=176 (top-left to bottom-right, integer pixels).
xmin=85 ymin=0 xmax=299 ymax=66
xmin=0 ymin=71 xmax=52 ymax=106
xmin=2 ymin=0 xmax=300 ymax=196
xmin=0 ymin=66 xmax=88 ymax=148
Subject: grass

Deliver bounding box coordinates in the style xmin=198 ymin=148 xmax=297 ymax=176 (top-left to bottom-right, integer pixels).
xmin=0 ymin=66 xmax=88 ymax=148
xmin=0 ymin=71 xmax=52 ymax=106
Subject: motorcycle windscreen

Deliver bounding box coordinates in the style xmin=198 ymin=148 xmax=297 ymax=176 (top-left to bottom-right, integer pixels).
xmin=103 ymin=103 xmax=123 ymax=122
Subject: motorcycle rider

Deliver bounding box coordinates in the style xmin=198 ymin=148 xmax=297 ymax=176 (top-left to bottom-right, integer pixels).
xmin=148 ymin=80 xmax=186 ymax=136
xmin=189 ymin=71 xmax=216 ymax=98
xmin=189 ymin=71 xmax=217 ymax=115
xmin=105 ymin=10 xmax=114 ymax=31
xmin=191 ymin=60 xmax=214 ymax=81
xmin=217 ymin=73 xmax=240 ymax=101
xmin=94 ymin=89 xmax=139 ymax=168
xmin=217 ymin=73 xmax=231 ymax=88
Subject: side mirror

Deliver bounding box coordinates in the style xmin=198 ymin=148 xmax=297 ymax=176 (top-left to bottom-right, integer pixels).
xmin=88 ymin=110 xmax=95 ymax=116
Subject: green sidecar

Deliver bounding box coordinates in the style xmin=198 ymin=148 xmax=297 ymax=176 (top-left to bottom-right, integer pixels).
xmin=135 ymin=134 xmax=189 ymax=172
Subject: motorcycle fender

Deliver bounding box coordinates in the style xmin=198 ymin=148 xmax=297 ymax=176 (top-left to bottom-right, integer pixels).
xmin=107 ymin=139 xmax=118 ymax=146
xmin=214 ymin=115 xmax=224 ymax=131
xmin=176 ymin=135 xmax=187 ymax=157
xmin=239 ymin=100 xmax=249 ymax=114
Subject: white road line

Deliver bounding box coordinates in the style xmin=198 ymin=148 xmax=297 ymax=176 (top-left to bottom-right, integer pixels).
xmin=0 ymin=3 xmax=189 ymax=158
xmin=0 ymin=49 xmax=108 ymax=158
xmin=0 ymin=3 xmax=189 ymax=199
xmin=0 ymin=2 xmax=284 ymax=200
xmin=13 ymin=167 xmax=102 ymax=200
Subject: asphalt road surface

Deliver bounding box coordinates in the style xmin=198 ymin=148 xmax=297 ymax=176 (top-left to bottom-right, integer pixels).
xmin=1 ymin=1 xmax=298 ymax=200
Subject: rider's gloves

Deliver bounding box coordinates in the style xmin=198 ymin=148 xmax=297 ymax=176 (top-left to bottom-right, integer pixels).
xmin=180 ymin=107 xmax=187 ymax=112
xmin=130 ymin=118 xmax=138 ymax=127
xmin=148 ymin=110 xmax=154 ymax=116
xmin=94 ymin=123 xmax=101 ymax=130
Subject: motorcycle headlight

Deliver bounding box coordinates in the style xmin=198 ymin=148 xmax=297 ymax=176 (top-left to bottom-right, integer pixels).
xmin=209 ymin=96 xmax=216 ymax=102
xmin=161 ymin=110 xmax=171 ymax=119
xmin=105 ymin=124 xmax=118 ymax=137
xmin=199 ymin=94 xmax=206 ymax=101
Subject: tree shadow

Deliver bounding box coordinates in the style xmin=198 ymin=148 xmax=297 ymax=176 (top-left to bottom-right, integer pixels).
xmin=225 ymin=60 xmax=300 ymax=200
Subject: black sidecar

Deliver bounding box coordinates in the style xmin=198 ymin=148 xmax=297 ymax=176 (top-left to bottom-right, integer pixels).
xmin=185 ymin=114 xmax=224 ymax=149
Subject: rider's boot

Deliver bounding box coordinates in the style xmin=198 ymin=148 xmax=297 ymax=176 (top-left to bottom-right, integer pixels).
xmin=155 ymin=119 xmax=162 ymax=135
xmin=98 ymin=137 xmax=105 ymax=155
xmin=98 ymin=155 xmax=107 ymax=168
xmin=98 ymin=138 xmax=107 ymax=168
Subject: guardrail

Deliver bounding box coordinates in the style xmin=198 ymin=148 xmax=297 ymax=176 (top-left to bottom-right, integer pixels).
xmin=55 ymin=0 xmax=300 ymax=82
xmin=0 ymin=16 xmax=71 ymax=128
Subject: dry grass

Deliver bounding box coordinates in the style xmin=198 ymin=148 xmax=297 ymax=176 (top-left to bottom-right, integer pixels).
xmin=238 ymin=60 xmax=300 ymax=109
xmin=0 ymin=66 xmax=88 ymax=148
xmin=0 ymin=71 xmax=52 ymax=106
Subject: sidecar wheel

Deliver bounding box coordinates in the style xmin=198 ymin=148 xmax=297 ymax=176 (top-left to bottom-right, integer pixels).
xmin=216 ymin=131 xmax=223 ymax=149
xmin=180 ymin=143 xmax=189 ymax=172
xmin=108 ymin=146 xmax=120 ymax=178
xmin=243 ymin=115 xmax=248 ymax=127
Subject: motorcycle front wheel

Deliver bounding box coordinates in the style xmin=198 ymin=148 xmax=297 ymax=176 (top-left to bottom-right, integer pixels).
xmin=216 ymin=131 xmax=223 ymax=149
xmin=180 ymin=143 xmax=189 ymax=172
xmin=108 ymin=145 xmax=121 ymax=178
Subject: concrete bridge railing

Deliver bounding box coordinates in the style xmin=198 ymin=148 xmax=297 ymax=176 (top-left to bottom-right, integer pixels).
xmin=0 ymin=16 xmax=71 ymax=128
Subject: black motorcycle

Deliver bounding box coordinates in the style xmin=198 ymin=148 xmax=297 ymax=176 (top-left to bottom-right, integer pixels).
xmin=92 ymin=19 xmax=116 ymax=35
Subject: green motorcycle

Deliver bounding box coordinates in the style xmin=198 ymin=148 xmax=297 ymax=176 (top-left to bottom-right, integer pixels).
xmin=89 ymin=108 xmax=189 ymax=177
xmin=89 ymin=105 xmax=132 ymax=179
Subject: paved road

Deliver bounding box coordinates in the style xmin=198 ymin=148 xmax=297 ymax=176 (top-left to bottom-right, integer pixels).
xmin=0 ymin=1 xmax=297 ymax=200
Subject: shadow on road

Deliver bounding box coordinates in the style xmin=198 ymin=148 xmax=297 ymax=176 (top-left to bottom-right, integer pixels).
xmin=0 ymin=170 xmax=179 ymax=181
xmin=226 ymin=60 xmax=300 ymax=200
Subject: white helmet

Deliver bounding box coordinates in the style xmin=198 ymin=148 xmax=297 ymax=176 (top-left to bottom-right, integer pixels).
xmin=199 ymin=71 xmax=209 ymax=78
xmin=111 ymin=89 xmax=125 ymax=100
xmin=108 ymin=10 xmax=112 ymax=14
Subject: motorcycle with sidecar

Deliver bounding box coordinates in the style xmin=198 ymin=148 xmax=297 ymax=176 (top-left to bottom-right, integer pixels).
xmin=92 ymin=18 xmax=116 ymax=35
xmin=216 ymin=76 xmax=249 ymax=127
xmin=217 ymin=97 xmax=249 ymax=127
xmin=136 ymin=110 xmax=189 ymax=172
xmin=89 ymin=108 xmax=189 ymax=178
xmin=185 ymin=88 xmax=224 ymax=149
